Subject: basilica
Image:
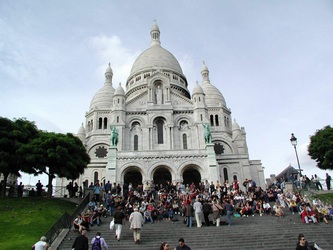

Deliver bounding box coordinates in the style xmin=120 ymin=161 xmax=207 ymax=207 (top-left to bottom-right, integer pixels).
xmin=56 ymin=22 xmax=265 ymax=189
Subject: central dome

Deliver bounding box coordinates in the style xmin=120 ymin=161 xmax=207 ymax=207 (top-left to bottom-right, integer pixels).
xmin=130 ymin=46 xmax=184 ymax=76
xmin=128 ymin=22 xmax=184 ymax=79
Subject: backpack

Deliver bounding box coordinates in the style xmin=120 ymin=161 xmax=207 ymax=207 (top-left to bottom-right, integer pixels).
xmin=92 ymin=237 xmax=101 ymax=250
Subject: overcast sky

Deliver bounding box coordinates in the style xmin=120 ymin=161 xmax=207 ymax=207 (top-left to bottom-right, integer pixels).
xmin=1 ymin=0 xmax=332 ymax=186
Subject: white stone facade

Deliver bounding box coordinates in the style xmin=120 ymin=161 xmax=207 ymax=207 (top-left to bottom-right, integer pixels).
xmin=56 ymin=22 xmax=265 ymax=189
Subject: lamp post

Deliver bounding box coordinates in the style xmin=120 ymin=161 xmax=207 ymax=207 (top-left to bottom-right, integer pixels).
xmin=290 ymin=133 xmax=302 ymax=189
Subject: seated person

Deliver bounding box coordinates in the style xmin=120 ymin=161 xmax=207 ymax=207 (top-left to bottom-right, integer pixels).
xmin=312 ymin=205 xmax=328 ymax=224
xmin=289 ymin=199 xmax=298 ymax=214
xmin=300 ymin=206 xmax=317 ymax=224
xmin=73 ymin=214 xmax=89 ymax=233
xmin=274 ymin=204 xmax=284 ymax=217
xmin=241 ymin=202 xmax=253 ymax=217
xmin=88 ymin=198 xmax=96 ymax=211
xmin=90 ymin=208 xmax=101 ymax=226
xmin=143 ymin=210 xmax=154 ymax=224
xmin=255 ymin=200 xmax=263 ymax=216
xmin=262 ymin=201 xmax=271 ymax=215
xmin=97 ymin=204 xmax=107 ymax=218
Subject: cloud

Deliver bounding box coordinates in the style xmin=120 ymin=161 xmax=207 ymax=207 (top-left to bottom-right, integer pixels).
xmin=90 ymin=35 xmax=140 ymax=86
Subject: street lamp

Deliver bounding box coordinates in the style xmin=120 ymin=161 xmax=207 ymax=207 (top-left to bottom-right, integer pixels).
xmin=290 ymin=133 xmax=302 ymax=188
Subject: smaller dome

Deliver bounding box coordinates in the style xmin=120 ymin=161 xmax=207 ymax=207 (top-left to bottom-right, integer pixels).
xmin=232 ymin=119 xmax=241 ymax=131
xmin=78 ymin=123 xmax=86 ymax=135
xmin=105 ymin=66 xmax=113 ymax=74
xmin=201 ymin=61 xmax=208 ymax=72
xmin=202 ymin=82 xmax=226 ymax=107
xmin=114 ymin=82 xmax=125 ymax=96
xmin=89 ymin=83 xmax=115 ymax=110
xmin=192 ymin=81 xmax=204 ymax=95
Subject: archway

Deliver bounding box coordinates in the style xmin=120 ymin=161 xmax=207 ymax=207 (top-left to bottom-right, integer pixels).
xmin=124 ymin=169 xmax=142 ymax=188
xmin=153 ymin=167 xmax=172 ymax=185
xmin=183 ymin=168 xmax=201 ymax=186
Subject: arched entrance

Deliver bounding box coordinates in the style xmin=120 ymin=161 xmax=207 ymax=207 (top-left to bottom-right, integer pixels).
xmin=124 ymin=169 xmax=142 ymax=188
xmin=183 ymin=168 xmax=201 ymax=186
xmin=153 ymin=167 xmax=172 ymax=185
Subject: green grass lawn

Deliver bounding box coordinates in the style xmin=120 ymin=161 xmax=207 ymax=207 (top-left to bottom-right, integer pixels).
xmin=0 ymin=197 xmax=77 ymax=250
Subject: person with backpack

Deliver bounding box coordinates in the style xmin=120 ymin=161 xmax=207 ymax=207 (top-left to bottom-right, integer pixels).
xmin=91 ymin=232 xmax=108 ymax=250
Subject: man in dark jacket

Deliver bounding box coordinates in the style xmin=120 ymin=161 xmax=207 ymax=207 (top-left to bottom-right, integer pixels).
xmin=72 ymin=230 xmax=88 ymax=250
xmin=184 ymin=201 xmax=194 ymax=228
xmin=203 ymin=199 xmax=212 ymax=226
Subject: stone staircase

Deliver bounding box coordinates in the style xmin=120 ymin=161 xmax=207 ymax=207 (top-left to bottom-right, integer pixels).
xmin=56 ymin=210 xmax=333 ymax=250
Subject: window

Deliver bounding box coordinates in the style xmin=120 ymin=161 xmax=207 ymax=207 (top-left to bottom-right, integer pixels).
xmin=157 ymin=120 xmax=164 ymax=144
xmin=98 ymin=117 xmax=102 ymax=129
xmin=182 ymin=134 xmax=188 ymax=149
xmin=200 ymin=114 xmax=203 ymax=121
xmin=94 ymin=171 xmax=98 ymax=184
xmin=117 ymin=116 xmax=119 ymax=123
xmin=210 ymin=115 xmax=214 ymax=126
xmin=223 ymin=168 xmax=228 ymax=182
xmin=215 ymin=115 xmax=219 ymax=126
xmin=134 ymin=135 xmax=138 ymax=151
xmin=103 ymin=118 xmax=108 ymax=129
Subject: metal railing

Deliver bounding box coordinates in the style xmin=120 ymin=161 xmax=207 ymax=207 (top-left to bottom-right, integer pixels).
xmin=43 ymin=193 xmax=91 ymax=246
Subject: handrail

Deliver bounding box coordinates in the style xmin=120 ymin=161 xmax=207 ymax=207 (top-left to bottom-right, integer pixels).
xmin=42 ymin=193 xmax=91 ymax=246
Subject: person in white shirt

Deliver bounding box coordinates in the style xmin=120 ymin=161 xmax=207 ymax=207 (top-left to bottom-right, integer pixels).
xmin=193 ymin=198 xmax=203 ymax=227
xmin=32 ymin=236 xmax=49 ymax=250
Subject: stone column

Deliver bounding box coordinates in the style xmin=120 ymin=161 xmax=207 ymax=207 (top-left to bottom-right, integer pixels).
xmin=206 ymin=143 xmax=218 ymax=181
xmin=105 ymin=146 xmax=117 ymax=183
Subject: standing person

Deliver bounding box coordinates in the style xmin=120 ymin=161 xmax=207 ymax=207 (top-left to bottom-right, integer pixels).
xmin=202 ymin=199 xmax=212 ymax=226
xmin=193 ymin=198 xmax=203 ymax=227
xmin=113 ymin=206 xmax=126 ymax=241
xmin=296 ymin=234 xmax=308 ymax=250
xmin=326 ymin=173 xmax=331 ymax=190
xmin=314 ymin=174 xmax=323 ymax=190
xmin=91 ymin=232 xmax=108 ymax=250
xmin=32 ymin=236 xmax=49 ymax=250
xmin=174 ymin=238 xmax=191 ymax=250
xmin=211 ymin=199 xmax=223 ymax=226
xmin=72 ymin=230 xmax=89 ymax=250
xmin=184 ymin=201 xmax=194 ymax=228
xmin=18 ymin=182 xmax=24 ymax=197
xmin=36 ymin=180 xmax=43 ymax=196
xmin=224 ymin=199 xmax=234 ymax=226
xmin=160 ymin=241 xmax=170 ymax=250
xmin=94 ymin=181 xmax=101 ymax=202
xmin=129 ymin=207 xmax=144 ymax=244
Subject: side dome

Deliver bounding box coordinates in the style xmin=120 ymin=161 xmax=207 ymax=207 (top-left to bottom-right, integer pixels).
xmin=200 ymin=61 xmax=226 ymax=107
xmin=192 ymin=81 xmax=204 ymax=95
xmin=202 ymin=83 xmax=226 ymax=107
xmin=114 ymin=83 xmax=125 ymax=96
xmin=89 ymin=84 xmax=115 ymax=110
xmin=89 ymin=65 xmax=115 ymax=110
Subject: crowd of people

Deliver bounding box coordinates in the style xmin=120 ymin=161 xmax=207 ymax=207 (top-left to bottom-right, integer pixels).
xmin=69 ymin=176 xmax=333 ymax=249
xmin=84 ymin=177 xmax=332 ymax=224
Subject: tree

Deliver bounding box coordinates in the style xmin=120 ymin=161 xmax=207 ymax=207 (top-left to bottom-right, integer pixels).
xmin=19 ymin=131 xmax=90 ymax=198
xmin=0 ymin=117 xmax=39 ymax=198
xmin=308 ymin=125 xmax=333 ymax=170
